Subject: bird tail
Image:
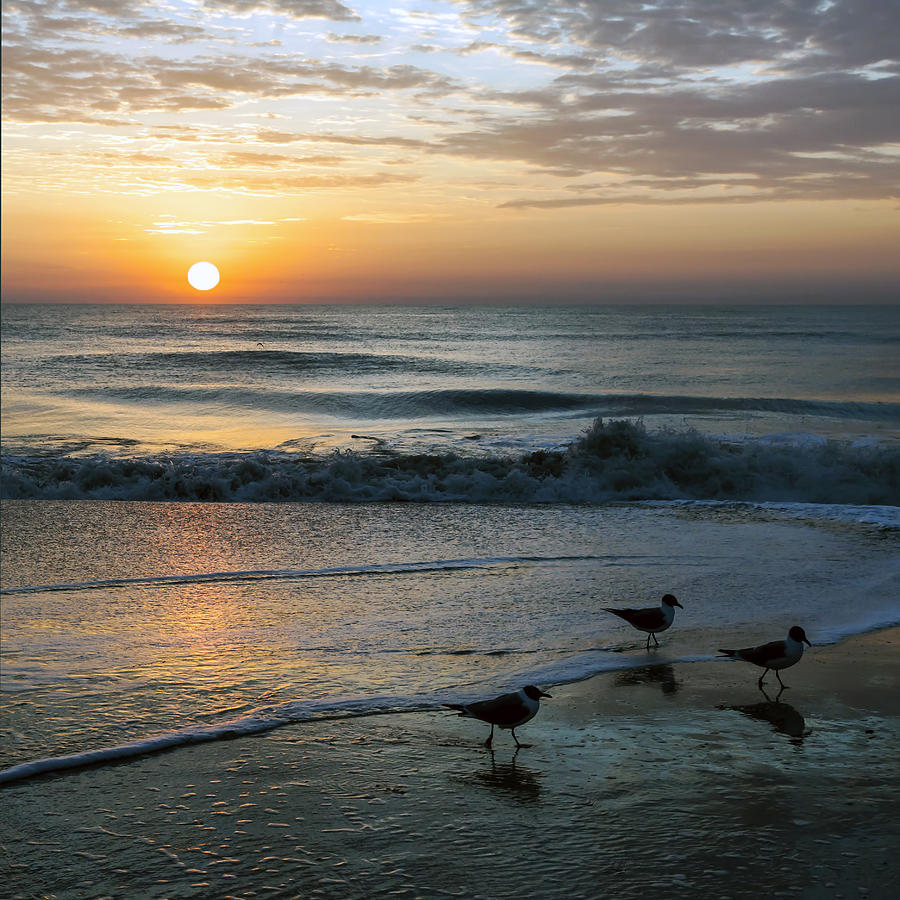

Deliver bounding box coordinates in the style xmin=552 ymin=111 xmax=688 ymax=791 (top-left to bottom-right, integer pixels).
xmin=603 ymin=608 xmax=627 ymax=619
xmin=443 ymin=703 xmax=467 ymax=716
xmin=718 ymin=649 xmax=735 ymax=657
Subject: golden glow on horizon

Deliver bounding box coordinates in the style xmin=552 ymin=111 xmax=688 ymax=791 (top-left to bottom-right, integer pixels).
xmin=187 ymin=261 xmax=220 ymax=291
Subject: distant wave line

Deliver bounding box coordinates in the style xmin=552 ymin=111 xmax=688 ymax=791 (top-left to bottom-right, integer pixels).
xmin=0 ymin=554 xmax=604 ymax=596
xmin=57 ymin=385 xmax=900 ymax=420
xmin=42 ymin=348 xmax=517 ymax=377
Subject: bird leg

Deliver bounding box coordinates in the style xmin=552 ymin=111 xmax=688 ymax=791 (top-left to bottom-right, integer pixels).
xmin=758 ymin=669 xmax=769 ymax=689
xmin=775 ymin=670 xmax=788 ymax=689
xmin=511 ymin=729 xmax=530 ymax=749
xmin=484 ymin=725 xmax=494 ymax=749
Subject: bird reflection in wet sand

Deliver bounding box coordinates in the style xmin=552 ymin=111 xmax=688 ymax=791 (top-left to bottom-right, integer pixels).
xmin=469 ymin=750 xmax=542 ymax=803
xmin=614 ymin=663 xmax=680 ymax=695
xmin=723 ymin=688 xmax=808 ymax=744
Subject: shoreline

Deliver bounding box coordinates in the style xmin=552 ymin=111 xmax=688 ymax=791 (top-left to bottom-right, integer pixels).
xmin=2 ymin=627 xmax=898 ymax=898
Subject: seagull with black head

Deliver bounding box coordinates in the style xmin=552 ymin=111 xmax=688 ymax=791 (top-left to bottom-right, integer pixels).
xmin=603 ymin=593 xmax=683 ymax=649
xmin=445 ymin=685 xmax=551 ymax=749
xmin=718 ymin=626 xmax=812 ymax=690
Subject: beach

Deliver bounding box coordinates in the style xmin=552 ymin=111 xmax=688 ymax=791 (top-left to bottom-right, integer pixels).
xmin=3 ymin=0 xmax=900 ymax=893
xmin=2 ymin=304 xmax=898 ymax=898
xmin=2 ymin=627 xmax=898 ymax=899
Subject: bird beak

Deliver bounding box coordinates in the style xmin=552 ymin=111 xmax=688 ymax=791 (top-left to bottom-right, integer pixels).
xmin=674 ymin=600 xmax=684 ymax=609
xmin=804 ymin=637 xmax=812 ymax=647
xmin=539 ymin=690 xmax=552 ymax=699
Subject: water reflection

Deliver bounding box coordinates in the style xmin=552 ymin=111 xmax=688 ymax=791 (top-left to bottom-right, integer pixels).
xmin=614 ymin=663 xmax=680 ymax=695
xmin=468 ymin=750 xmax=542 ymax=803
xmin=723 ymin=688 xmax=808 ymax=744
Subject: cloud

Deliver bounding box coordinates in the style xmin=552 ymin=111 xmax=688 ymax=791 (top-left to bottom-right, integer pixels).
xmin=326 ymin=32 xmax=381 ymax=44
xmin=415 ymin=1 xmax=900 ymax=204
xmin=200 ymin=0 xmax=360 ymax=21
xmin=216 ymin=150 xmax=346 ymax=166
xmin=456 ymin=40 xmax=594 ymax=70
xmin=178 ymin=171 xmax=419 ymax=192
xmin=430 ymin=66 xmax=900 ymax=202
xmin=341 ymin=212 xmax=447 ymax=223
xmin=1 ymin=41 xmax=460 ymax=123
xmin=3 ymin=0 xmax=897 ymax=207
xmin=456 ymin=0 xmax=898 ymax=71
xmin=253 ymin=129 xmax=431 ymax=150
xmin=1 ymin=0 xmax=213 ymax=44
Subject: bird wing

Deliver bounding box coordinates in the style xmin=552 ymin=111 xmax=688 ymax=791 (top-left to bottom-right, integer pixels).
xmin=736 ymin=640 xmax=787 ymax=666
xmin=465 ymin=691 xmax=528 ymax=726
xmin=605 ymin=607 xmax=664 ymax=630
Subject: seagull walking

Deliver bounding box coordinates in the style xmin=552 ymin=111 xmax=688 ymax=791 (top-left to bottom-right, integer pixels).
xmin=444 ymin=685 xmax=551 ymax=749
xmin=603 ymin=593 xmax=683 ymax=649
xmin=718 ymin=625 xmax=811 ymax=689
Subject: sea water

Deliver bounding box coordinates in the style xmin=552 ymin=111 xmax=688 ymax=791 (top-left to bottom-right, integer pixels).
xmin=1 ymin=304 xmax=898 ymax=783
xmin=2 ymin=304 xmax=899 ymax=502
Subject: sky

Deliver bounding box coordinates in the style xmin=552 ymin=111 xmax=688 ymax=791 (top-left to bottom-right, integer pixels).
xmin=2 ymin=0 xmax=898 ymax=303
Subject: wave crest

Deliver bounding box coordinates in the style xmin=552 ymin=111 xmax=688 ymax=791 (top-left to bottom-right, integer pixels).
xmin=2 ymin=420 xmax=898 ymax=505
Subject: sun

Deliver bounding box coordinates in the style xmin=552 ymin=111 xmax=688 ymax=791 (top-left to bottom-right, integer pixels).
xmin=187 ymin=261 xmax=220 ymax=291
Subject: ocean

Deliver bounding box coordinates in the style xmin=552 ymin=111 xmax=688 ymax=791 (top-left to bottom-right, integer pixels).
xmin=1 ymin=303 xmax=898 ymax=783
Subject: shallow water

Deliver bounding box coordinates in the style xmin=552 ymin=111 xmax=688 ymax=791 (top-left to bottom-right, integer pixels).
xmin=2 ymin=662 xmax=897 ymax=900
xmin=2 ymin=500 xmax=897 ymax=778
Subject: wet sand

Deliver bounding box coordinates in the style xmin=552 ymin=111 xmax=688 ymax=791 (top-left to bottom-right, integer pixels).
xmin=2 ymin=628 xmax=898 ymax=899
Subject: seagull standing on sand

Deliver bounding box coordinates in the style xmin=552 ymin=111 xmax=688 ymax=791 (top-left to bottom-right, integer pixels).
xmin=603 ymin=593 xmax=683 ymax=649
xmin=444 ymin=685 xmax=551 ymax=749
xmin=718 ymin=626 xmax=812 ymax=689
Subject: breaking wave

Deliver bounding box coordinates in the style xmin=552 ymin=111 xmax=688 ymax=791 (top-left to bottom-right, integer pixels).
xmin=3 ymin=419 xmax=898 ymax=504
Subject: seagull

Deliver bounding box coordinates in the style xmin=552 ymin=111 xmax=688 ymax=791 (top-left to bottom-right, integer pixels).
xmin=718 ymin=625 xmax=812 ymax=689
xmin=444 ymin=685 xmax=552 ymax=749
xmin=603 ymin=593 xmax=683 ymax=649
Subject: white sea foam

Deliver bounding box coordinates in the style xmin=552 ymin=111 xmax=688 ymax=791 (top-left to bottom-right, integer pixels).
xmin=0 ymin=696 xmax=431 ymax=786
xmin=642 ymin=499 xmax=900 ymax=530
xmin=3 ymin=420 xmax=898 ymax=504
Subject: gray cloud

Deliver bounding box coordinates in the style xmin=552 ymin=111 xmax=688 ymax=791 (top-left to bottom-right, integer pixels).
xmin=457 ymin=0 xmax=898 ymax=71
xmin=200 ymin=0 xmax=359 ymax=21
xmin=1 ymin=39 xmax=460 ymax=123
xmin=3 ymin=0 xmax=897 ymax=207
xmin=2 ymin=0 xmax=212 ymax=44
xmin=434 ymin=1 xmax=900 ymax=204
xmin=327 ymin=32 xmax=381 ymax=44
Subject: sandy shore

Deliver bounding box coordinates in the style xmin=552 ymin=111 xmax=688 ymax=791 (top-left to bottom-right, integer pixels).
xmin=2 ymin=628 xmax=898 ymax=899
